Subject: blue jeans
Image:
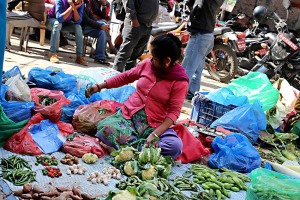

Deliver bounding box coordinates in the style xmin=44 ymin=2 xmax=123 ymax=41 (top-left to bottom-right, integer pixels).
xmin=83 ymin=21 xmax=107 ymax=60
xmin=182 ymin=32 xmax=214 ymax=94
xmin=46 ymin=18 xmax=83 ymax=56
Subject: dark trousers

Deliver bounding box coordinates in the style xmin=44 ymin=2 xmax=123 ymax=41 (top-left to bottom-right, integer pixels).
xmin=113 ymin=18 xmax=152 ymax=72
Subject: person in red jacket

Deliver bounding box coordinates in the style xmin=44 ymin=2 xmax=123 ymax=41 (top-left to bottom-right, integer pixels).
xmin=86 ymin=34 xmax=189 ymax=159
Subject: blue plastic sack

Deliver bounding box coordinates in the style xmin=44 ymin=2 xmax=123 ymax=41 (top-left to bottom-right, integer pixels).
xmin=208 ymin=133 xmax=261 ymax=173
xmin=0 ymin=85 xmax=34 ymax=123
xmin=28 ymin=67 xmax=78 ymax=94
xmin=60 ymin=90 xmax=89 ymax=123
xmin=29 ymin=120 xmax=64 ymax=154
xmin=206 ymin=87 xmax=249 ymax=107
xmin=90 ymin=85 xmax=136 ymax=104
xmin=210 ymin=100 xmax=267 ymax=143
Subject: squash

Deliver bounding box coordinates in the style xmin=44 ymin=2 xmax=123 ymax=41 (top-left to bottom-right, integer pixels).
xmin=82 ymin=153 xmax=98 ymax=164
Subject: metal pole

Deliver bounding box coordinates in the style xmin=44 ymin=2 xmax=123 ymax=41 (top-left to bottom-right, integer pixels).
xmin=0 ymin=0 xmax=6 ymax=85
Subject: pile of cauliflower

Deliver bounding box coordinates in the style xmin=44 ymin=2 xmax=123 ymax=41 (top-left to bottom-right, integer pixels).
xmin=111 ymin=146 xmax=173 ymax=181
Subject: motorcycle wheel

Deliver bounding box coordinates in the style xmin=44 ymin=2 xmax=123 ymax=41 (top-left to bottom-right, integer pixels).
xmin=206 ymin=44 xmax=238 ymax=83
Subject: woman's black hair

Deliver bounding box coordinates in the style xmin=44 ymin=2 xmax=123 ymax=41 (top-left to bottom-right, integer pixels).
xmin=150 ymin=33 xmax=182 ymax=66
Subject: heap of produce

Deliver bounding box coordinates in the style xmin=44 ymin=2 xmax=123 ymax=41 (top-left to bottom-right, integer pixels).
xmin=82 ymin=153 xmax=98 ymax=164
xmin=42 ymin=167 xmax=62 ymax=178
xmin=35 ymin=155 xmax=58 ymax=166
xmin=87 ymin=166 xmax=122 ymax=185
xmin=60 ymin=154 xmax=79 ymax=165
xmin=111 ymin=146 xmax=174 ymax=181
xmin=66 ymin=164 xmax=87 ymax=175
xmin=0 ymin=155 xmax=36 ymax=186
xmin=14 ymin=183 xmax=95 ymax=200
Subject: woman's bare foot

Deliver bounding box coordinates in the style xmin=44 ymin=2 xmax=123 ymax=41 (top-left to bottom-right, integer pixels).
xmin=100 ymin=142 xmax=116 ymax=153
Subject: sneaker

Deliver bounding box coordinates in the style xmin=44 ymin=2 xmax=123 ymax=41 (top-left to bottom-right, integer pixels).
xmin=75 ymin=56 xmax=88 ymax=66
xmin=95 ymin=59 xmax=110 ymax=66
xmin=49 ymin=54 xmax=59 ymax=63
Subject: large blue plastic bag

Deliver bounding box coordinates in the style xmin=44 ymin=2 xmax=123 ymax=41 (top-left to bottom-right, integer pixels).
xmin=208 ymin=133 xmax=261 ymax=173
xmin=28 ymin=67 xmax=78 ymax=94
xmin=227 ymin=72 xmax=279 ymax=111
xmin=29 ymin=120 xmax=64 ymax=154
xmin=206 ymin=87 xmax=249 ymax=107
xmin=210 ymin=100 xmax=267 ymax=143
xmin=60 ymin=90 xmax=89 ymax=123
xmin=90 ymin=85 xmax=136 ymax=104
xmin=0 ymin=85 xmax=34 ymax=123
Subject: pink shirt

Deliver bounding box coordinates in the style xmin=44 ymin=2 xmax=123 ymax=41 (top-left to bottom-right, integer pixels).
xmin=105 ymin=59 xmax=188 ymax=128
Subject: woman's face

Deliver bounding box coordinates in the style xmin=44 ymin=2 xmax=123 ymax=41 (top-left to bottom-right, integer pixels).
xmin=150 ymin=45 xmax=171 ymax=70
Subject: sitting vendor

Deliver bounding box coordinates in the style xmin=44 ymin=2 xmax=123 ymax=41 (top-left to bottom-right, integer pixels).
xmin=86 ymin=34 xmax=189 ymax=159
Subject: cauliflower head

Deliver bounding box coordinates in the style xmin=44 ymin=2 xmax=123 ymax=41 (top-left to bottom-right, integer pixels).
xmin=112 ymin=190 xmax=136 ymax=200
xmin=124 ymin=161 xmax=137 ymax=176
xmin=82 ymin=153 xmax=98 ymax=164
xmin=115 ymin=147 xmax=135 ymax=162
xmin=141 ymin=165 xmax=156 ymax=180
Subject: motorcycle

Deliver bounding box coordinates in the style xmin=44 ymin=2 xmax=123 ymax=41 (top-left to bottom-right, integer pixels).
xmin=251 ymin=0 xmax=300 ymax=90
xmin=207 ymin=14 xmax=267 ymax=83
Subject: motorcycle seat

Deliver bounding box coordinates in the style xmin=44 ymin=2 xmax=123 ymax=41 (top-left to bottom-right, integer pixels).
xmin=151 ymin=24 xmax=180 ymax=36
xmin=213 ymin=27 xmax=231 ymax=36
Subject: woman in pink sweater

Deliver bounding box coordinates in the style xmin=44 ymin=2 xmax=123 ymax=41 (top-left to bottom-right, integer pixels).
xmin=86 ymin=34 xmax=188 ymax=159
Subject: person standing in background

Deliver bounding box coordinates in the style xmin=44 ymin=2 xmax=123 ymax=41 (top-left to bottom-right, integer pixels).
xmin=112 ymin=0 xmax=159 ymax=72
xmin=182 ymin=0 xmax=225 ymax=100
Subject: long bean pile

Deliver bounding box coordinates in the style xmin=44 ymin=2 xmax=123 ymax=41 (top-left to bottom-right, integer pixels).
xmin=0 ymin=155 xmax=36 ymax=186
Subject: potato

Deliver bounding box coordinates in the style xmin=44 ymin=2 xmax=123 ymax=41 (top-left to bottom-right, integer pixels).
xmin=23 ymin=183 xmax=32 ymax=193
xmin=32 ymin=193 xmax=40 ymax=199
xmin=14 ymin=189 xmax=23 ymax=197
xmin=56 ymin=186 xmax=69 ymax=192
xmin=33 ymin=184 xmax=44 ymax=194
xmin=81 ymin=193 xmax=95 ymax=200
xmin=72 ymin=187 xmax=81 ymax=197
xmin=20 ymin=193 xmax=32 ymax=199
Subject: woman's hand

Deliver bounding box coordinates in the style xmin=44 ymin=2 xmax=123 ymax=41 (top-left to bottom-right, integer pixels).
xmin=101 ymin=24 xmax=110 ymax=31
xmin=131 ymin=19 xmax=140 ymax=28
xmin=75 ymin=1 xmax=83 ymax=9
xmin=68 ymin=0 xmax=75 ymax=7
xmin=145 ymin=133 xmax=159 ymax=148
xmin=85 ymin=84 xmax=101 ymax=98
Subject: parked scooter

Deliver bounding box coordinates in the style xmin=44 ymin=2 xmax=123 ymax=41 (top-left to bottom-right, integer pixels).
xmin=251 ymin=0 xmax=300 ymax=90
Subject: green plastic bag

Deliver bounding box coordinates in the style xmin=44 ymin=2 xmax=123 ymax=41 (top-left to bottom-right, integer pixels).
xmin=246 ymin=168 xmax=300 ymax=200
xmin=0 ymin=105 xmax=28 ymax=147
xmin=227 ymin=72 xmax=279 ymax=111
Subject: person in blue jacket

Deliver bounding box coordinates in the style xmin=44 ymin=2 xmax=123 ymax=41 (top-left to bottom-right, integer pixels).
xmin=47 ymin=0 xmax=88 ymax=65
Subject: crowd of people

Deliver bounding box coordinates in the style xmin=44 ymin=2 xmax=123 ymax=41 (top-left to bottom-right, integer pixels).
xmin=5 ymin=0 xmax=225 ymax=158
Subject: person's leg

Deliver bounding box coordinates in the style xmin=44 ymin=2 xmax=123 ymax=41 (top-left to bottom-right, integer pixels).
xmin=182 ymin=33 xmax=214 ymax=95
xmin=62 ymin=23 xmax=87 ymax=65
xmin=113 ymin=18 xmax=143 ymax=72
xmin=158 ymin=128 xmax=183 ymax=159
xmin=96 ymin=110 xmax=137 ymax=150
xmin=125 ymin=25 xmax=151 ymax=70
xmin=46 ymin=18 xmax=62 ymax=54
xmin=83 ymin=26 xmax=107 ymax=61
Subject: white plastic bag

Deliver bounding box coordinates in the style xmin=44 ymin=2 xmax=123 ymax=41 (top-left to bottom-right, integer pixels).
xmin=5 ymin=74 xmax=31 ymax=102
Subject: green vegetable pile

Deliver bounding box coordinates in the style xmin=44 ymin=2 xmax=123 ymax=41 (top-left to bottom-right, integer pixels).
xmin=0 ymin=155 xmax=36 ymax=186
xmin=111 ymin=146 xmax=174 ymax=181
xmin=38 ymin=95 xmax=57 ymax=106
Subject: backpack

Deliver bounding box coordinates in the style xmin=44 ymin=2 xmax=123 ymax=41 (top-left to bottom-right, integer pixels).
xmin=113 ymin=0 xmax=126 ymax=21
